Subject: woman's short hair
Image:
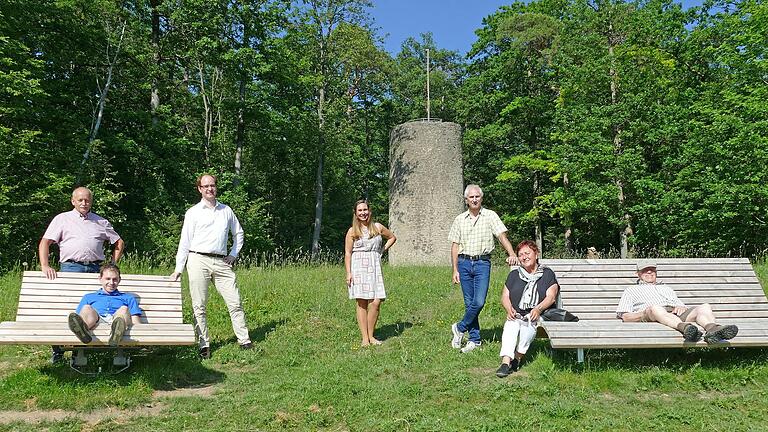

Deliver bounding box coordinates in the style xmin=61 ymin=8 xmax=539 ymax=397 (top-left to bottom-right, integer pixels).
xmin=516 ymin=239 xmax=539 ymax=255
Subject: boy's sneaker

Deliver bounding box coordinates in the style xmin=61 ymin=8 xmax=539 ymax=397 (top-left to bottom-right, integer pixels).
xmin=682 ymin=324 xmax=703 ymax=342
xmin=450 ymin=323 xmax=464 ymax=349
xmin=704 ymin=324 xmax=739 ymax=344
xmin=109 ymin=317 xmax=126 ymax=347
xmin=460 ymin=340 xmax=480 ymax=353
xmin=68 ymin=313 xmax=92 ymax=344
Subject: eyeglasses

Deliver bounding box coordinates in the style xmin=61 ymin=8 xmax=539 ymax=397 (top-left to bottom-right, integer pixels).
xmin=199 ymin=184 xmax=216 ymax=189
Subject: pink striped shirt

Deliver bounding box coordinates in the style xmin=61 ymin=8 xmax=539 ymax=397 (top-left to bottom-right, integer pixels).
xmin=42 ymin=209 xmax=121 ymax=262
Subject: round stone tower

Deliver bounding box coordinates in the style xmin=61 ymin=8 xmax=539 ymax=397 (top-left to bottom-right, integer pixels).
xmin=388 ymin=121 xmax=464 ymax=266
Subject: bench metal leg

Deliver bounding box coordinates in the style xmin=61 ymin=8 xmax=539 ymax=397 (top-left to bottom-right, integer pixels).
xmin=577 ymin=348 xmax=584 ymax=363
xmin=112 ymin=349 xmax=131 ymax=374
xmin=73 ymin=349 xmax=87 ymax=366
xmin=113 ymin=349 xmax=128 ymax=366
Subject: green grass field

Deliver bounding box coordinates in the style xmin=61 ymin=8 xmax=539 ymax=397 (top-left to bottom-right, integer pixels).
xmin=1 ymin=262 xmax=767 ymax=431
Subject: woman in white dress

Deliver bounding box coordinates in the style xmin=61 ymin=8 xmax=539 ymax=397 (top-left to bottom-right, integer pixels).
xmin=344 ymin=200 xmax=397 ymax=346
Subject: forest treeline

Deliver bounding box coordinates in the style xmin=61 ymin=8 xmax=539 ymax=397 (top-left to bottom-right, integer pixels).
xmin=1 ymin=0 xmax=766 ymax=270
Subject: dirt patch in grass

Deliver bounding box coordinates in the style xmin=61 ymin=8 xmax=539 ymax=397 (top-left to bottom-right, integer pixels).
xmin=152 ymin=383 xmax=217 ymax=398
xmin=0 ymin=384 xmax=219 ymax=426
xmin=0 ymin=403 xmax=165 ymax=426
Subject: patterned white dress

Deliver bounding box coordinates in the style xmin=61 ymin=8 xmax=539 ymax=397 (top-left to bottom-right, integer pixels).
xmin=348 ymin=226 xmax=386 ymax=299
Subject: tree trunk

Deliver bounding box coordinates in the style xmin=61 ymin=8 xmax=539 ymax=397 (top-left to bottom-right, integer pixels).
xmin=310 ymin=83 xmax=326 ymax=258
xmin=607 ymin=21 xmax=633 ymax=258
xmin=233 ymin=18 xmax=250 ymax=187
xmin=563 ymin=172 xmax=573 ymax=253
xmin=78 ymin=21 xmax=126 ymax=184
xmin=150 ymin=0 xmax=161 ymax=127
xmin=533 ymin=171 xmax=543 ymax=253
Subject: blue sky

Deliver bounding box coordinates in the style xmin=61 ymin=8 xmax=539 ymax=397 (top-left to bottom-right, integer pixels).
xmin=370 ymin=0 xmax=704 ymax=55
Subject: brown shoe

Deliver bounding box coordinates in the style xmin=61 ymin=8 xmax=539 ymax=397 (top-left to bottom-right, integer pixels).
xmin=704 ymin=324 xmax=739 ymax=343
xmin=68 ymin=313 xmax=92 ymax=344
xmin=682 ymin=324 xmax=703 ymax=342
xmin=109 ymin=317 xmax=126 ymax=347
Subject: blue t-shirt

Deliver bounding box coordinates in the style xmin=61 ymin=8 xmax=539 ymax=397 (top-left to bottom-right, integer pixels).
xmin=75 ymin=289 xmax=142 ymax=316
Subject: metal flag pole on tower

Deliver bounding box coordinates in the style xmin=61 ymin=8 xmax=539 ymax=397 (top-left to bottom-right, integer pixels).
xmin=426 ymin=48 xmax=431 ymax=121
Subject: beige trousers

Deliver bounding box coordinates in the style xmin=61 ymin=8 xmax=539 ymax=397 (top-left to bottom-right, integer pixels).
xmin=186 ymin=253 xmax=251 ymax=348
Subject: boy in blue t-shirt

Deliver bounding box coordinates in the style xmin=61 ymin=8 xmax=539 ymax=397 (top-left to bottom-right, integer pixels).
xmin=68 ymin=264 xmax=142 ymax=346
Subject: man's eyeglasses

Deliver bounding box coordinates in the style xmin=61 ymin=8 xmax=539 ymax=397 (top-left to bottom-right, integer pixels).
xmin=200 ymin=184 xmax=216 ymax=189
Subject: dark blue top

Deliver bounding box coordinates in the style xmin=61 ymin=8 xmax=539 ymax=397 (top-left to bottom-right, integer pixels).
xmin=75 ymin=289 xmax=142 ymax=316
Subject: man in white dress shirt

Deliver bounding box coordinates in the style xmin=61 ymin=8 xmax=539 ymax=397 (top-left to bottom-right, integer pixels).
xmin=171 ymin=174 xmax=252 ymax=358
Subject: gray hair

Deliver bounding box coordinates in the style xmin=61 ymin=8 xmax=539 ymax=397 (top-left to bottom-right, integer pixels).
xmin=463 ymin=184 xmax=483 ymax=198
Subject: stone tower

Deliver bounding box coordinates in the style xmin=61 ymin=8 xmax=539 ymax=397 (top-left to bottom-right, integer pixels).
xmin=388 ymin=121 xmax=464 ymax=266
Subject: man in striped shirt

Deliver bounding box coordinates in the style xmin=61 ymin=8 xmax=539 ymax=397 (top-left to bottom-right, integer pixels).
xmin=617 ymin=260 xmax=738 ymax=343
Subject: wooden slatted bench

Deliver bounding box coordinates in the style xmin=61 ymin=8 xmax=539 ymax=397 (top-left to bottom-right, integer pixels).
xmin=539 ymin=258 xmax=768 ymax=362
xmin=0 ymin=271 xmax=196 ymax=370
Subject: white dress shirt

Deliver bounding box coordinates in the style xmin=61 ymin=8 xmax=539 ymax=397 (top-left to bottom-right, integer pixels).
xmin=174 ymin=200 xmax=244 ymax=273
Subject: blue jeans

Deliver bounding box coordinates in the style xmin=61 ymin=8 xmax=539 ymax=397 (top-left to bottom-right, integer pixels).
xmin=60 ymin=261 xmax=101 ymax=273
xmin=456 ymin=257 xmax=491 ymax=344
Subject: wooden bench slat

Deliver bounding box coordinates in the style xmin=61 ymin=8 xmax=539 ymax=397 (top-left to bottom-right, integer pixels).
xmin=569 ymin=311 xmax=768 ymax=320
xmin=543 ymin=319 xmax=768 ymax=329
xmin=543 ymin=258 xmax=750 ymax=264
xmin=556 ymin=271 xmax=758 ymax=278
xmin=22 ymin=272 xmax=174 ymax=281
xmin=16 ymin=308 xmax=182 ymax=317
xmin=561 ymin=283 xmax=764 ymax=291
xmin=19 ymin=296 xmax=182 ymax=310
xmin=15 ymin=316 xmax=184 ymax=324
xmin=21 ymin=283 xmax=183 ymax=292
xmin=551 ymin=277 xmax=760 ymax=285
xmin=558 ymin=304 xmax=768 ymax=312
xmin=549 ymin=339 xmax=768 ymax=348
xmin=20 ymin=289 xmax=182 ymax=299
xmin=563 ymin=294 xmax=768 ymax=303
xmin=0 ymin=336 xmax=196 ymax=345
xmin=0 ymin=322 xmax=194 ymax=330
xmin=16 ymin=303 xmax=183 ymax=312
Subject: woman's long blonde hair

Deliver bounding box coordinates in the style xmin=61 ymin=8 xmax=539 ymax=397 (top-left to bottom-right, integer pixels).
xmin=350 ymin=199 xmax=380 ymax=240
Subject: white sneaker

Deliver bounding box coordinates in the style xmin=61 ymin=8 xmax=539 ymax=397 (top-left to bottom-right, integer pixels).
xmin=451 ymin=323 xmax=464 ymax=349
xmin=460 ymin=340 xmax=480 ymax=353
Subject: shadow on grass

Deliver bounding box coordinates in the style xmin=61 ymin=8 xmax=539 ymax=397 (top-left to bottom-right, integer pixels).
xmin=210 ymin=319 xmax=288 ymax=352
xmin=377 ymin=321 xmax=414 ymax=341
xmin=7 ymin=346 xmax=226 ymax=394
xmin=480 ymin=325 xmax=504 ymax=344
xmin=547 ymin=344 xmax=768 ymax=372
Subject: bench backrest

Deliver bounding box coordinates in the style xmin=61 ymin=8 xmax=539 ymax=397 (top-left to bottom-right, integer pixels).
xmin=540 ymin=258 xmax=768 ymax=321
xmin=18 ymin=271 xmax=183 ymax=324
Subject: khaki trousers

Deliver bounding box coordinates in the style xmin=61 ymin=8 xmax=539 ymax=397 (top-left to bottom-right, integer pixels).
xmin=186 ymin=253 xmax=251 ymax=348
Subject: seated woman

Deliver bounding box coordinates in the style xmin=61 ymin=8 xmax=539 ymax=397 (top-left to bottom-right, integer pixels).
xmin=68 ymin=264 xmax=142 ymax=347
xmin=496 ymin=240 xmax=559 ymax=378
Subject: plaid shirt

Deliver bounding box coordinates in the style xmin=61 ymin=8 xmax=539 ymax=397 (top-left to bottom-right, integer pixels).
xmin=616 ymin=282 xmax=686 ymax=317
xmin=448 ymin=208 xmax=507 ymax=256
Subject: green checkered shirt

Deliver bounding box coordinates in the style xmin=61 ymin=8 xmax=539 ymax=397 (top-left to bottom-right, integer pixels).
xmin=448 ymin=208 xmax=507 ymax=256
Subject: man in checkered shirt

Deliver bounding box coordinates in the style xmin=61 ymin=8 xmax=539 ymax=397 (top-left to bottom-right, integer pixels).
xmin=617 ymin=260 xmax=738 ymax=343
xmin=448 ymin=184 xmax=516 ymax=353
